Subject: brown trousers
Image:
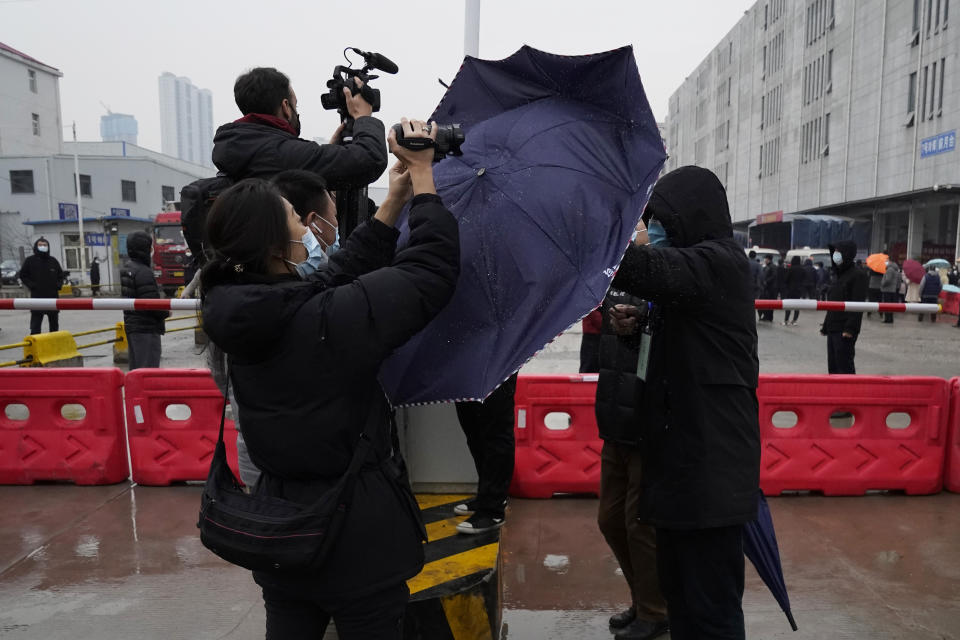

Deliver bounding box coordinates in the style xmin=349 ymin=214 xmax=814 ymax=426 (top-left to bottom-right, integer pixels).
xmin=598 ymin=441 xmax=667 ymax=621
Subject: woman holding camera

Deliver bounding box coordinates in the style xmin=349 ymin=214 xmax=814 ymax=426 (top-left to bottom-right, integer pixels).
xmin=201 ymin=120 xmax=458 ymax=639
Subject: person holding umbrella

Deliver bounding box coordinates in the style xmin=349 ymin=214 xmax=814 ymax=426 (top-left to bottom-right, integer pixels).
xmin=880 ymin=258 xmax=901 ymax=324
xmin=608 ymin=166 xmax=760 ymax=640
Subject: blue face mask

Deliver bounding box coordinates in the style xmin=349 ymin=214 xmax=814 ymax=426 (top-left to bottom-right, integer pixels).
xmin=647 ymin=219 xmax=670 ymax=247
xmin=290 ymin=227 xmax=328 ymax=278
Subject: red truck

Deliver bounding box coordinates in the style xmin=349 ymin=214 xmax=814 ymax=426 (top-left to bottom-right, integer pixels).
xmin=152 ymin=210 xmax=189 ymax=296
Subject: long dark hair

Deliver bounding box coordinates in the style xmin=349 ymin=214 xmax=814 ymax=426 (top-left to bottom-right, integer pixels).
xmin=200 ymin=179 xmax=289 ymax=294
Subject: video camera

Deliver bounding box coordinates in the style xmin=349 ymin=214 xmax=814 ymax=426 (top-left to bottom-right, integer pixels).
xmin=391 ymin=123 xmax=465 ymax=163
xmin=321 ymin=47 xmax=398 ymax=121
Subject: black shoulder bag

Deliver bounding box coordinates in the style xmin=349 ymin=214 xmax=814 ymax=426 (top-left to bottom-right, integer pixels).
xmin=197 ymin=403 xmax=373 ymax=573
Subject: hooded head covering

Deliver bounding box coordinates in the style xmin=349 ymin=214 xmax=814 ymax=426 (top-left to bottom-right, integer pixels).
xmin=32 ymin=237 xmax=51 ymax=257
xmin=126 ymin=231 xmax=153 ymax=266
xmin=642 ymin=166 xmax=731 ymax=249
xmin=828 ymin=241 xmax=857 ymax=273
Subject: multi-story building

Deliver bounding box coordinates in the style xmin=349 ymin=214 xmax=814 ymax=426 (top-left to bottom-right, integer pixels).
xmin=158 ymin=72 xmax=213 ymax=168
xmin=100 ymin=112 xmax=138 ymax=146
xmin=0 ymin=42 xmax=62 ymax=157
xmin=665 ymin=0 xmax=959 ymax=263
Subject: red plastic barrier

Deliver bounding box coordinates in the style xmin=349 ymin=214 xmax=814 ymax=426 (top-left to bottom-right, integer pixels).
xmin=759 ymin=375 xmax=949 ymax=496
xmin=0 ymin=368 xmax=128 ymax=485
xmin=939 ymin=289 xmax=960 ymax=316
xmin=945 ymin=377 xmax=960 ymax=493
xmin=510 ymin=374 xmax=602 ymax=498
xmin=125 ymin=368 xmax=240 ymax=485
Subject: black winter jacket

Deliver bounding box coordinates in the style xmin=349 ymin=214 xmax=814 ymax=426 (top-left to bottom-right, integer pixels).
xmin=121 ymin=244 xmax=169 ymax=334
xmin=202 ymin=195 xmax=459 ymax=599
xmin=783 ymin=264 xmax=807 ymax=298
xmin=19 ymin=240 xmax=65 ymax=298
xmin=822 ymin=241 xmax=868 ymax=336
xmin=611 ymin=165 xmax=760 ymax=530
xmin=211 ymin=116 xmax=387 ymax=188
xmin=595 ymin=288 xmax=648 ymax=446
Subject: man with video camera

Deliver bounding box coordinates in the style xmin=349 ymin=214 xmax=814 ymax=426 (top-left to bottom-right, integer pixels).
xmin=212 ymin=67 xmax=387 ymax=188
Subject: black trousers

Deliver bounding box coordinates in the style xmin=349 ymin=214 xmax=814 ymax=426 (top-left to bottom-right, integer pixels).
xmin=262 ymin=581 xmax=408 ymax=640
xmin=657 ymin=526 xmax=745 ymax=640
xmin=454 ymin=374 xmax=517 ymax=517
xmin=827 ymin=332 xmax=856 ymax=374
xmin=579 ymin=332 xmax=601 ymax=374
xmin=881 ymin=291 xmax=898 ymax=322
xmin=29 ymin=310 xmax=59 ymax=334
xmin=128 ymin=332 xmax=161 ymax=370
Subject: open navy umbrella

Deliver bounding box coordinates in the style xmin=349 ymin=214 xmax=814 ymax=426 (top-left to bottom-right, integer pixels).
xmin=743 ymin=492 xmax=798 ymax=631
xmin=379 ymin=45 xmax=665 ymax=405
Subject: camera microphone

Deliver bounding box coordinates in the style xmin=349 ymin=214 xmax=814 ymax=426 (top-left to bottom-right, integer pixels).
xmin=350 ymin=48 xmax=399 ymax=74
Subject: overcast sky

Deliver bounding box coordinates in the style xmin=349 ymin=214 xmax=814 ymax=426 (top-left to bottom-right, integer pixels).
xmin=4 ymin=0 xmax=755 ymax=160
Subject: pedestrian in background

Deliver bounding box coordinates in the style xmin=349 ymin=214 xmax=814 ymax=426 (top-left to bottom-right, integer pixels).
xmin=821 ymin=241 xmax=868 ymax=374
xmin=866 ymin=260 xmax=883 ymax=319
xmin=121 ymin=232 xmax=169 ymax=369
xmin=18 ymin=237 xmax=65 ymax=334
xmin=781 ymin=255 xmax=805 ymax=325
xmin=90 ymin=256 xmax=101 ymax=296
xmin=919 ymin=267 xmax=942 ymax=323
xmin=759 ymin=255 xmax=778 ymax=322
xmin=803 ymin=258 xmax=817 ymax=300
xmin=747 ymin=251 xmax=762 ymax=320
xmin=880 ymin=259 xmax=901 ymax=324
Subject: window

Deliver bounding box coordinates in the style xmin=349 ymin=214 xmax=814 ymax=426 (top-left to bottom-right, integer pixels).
xmin=930 ymin=61 xmax=937 ymax=119
xmin=62 ymin=234 xmax=92 ymax=271
xmin=945 ymin=0 xmax=950 ymax=26
xmin=10 ymin=170 xmax=35 ymax=194
xmin=162 ymin=185 xmax=176 ymax=202
xmin=121 ymin=179 xmax=137 ymax=202
xmin=827 ymin=50 xmax=834 ymax=92
xmin=936 ymin=0 xmax=942 ymax=28
xmin=73 ymin=174 xmax=92 ymax=197
xmin=823 ymin=113 xmax=831 ymax=155
xmin=920 ymin=65 xmax=928 ymax=121
xmin=28 ymin=69 xmax=37 ymax=93
xmin=938 ymin=58 xmax=946 ymax=113
xmin=914 ymin=0 xmax=922 ymax=30
xmin=928 ymin=0 xmax=934 ymax=35
xmin=908 ymin=72 xmax=917 ymax=114
xmin=31 ymin=113 xmax=40 ymax=136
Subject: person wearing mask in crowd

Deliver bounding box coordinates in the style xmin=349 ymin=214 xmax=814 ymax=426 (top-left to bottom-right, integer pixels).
xmin=18 ymin=237 xmax=65 ymax=334
xmin=212 ymin=67 xmax=387 ymax=188
xmin=781 ymin=255 xmax=806 ymax=326
xmin=747 ymin=250 xmax=762 ymax=320
xmin=815 ymin=262 xmax=830 ymax=300
xmin=759 ymin=254 xmax=779 ymax=322
xmin=201 ymin=120 xmax=459 ymax=639
xmin=905 ymin=261 xmax=924 ymax=308
xmin=880 ymin=259 xmax=901 ymax=324
xmin=820 ymin=241 xmax=868 ymax=374
xmin=90 ymin=256 xmax=101 ymax=296
xmin=803 ymin=258 xmax=818 ymax=301
xmin=919 ymin=267 xmax=942 ymax=323
xmin=121 ymin=232 xmax=170 ymax=369
xmin=866 ymin=258 xmax=883 ymax=319
xmin=595 ymin=266 xmax=669 ymax=640
xmin=608 ymin=166 xmax=760 ymax=640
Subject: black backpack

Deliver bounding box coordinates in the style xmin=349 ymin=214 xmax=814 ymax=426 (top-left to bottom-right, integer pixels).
xmin=180 ymin=175 xmax=234 ymax=268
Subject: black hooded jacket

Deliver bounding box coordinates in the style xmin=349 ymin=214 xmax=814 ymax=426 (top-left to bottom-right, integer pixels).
xmin=611 ymin=165 xmax=760 ymax=530
xmin=121 ymin=231 xmax=169 ymax=334
xmin=201 ymin=195 xmax=459 ymax=599
xmin=822 ymin=241 xmax=868 ymax=335
xmin=211 ymin=116 xmax=387 ymax=188
xmin=19 ymin=238 xmax=64 ymax=298
xmin=595 ymin=287 xmax=648 ymax=446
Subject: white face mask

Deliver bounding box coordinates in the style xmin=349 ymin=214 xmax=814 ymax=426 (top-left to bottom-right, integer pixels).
xmin=832 ymin=251 xmax=843 ymax=266
xmin=287 ymin=227 xmax=328 ymax=278
xmin=37 ymin=245 xmax=49 ymax=253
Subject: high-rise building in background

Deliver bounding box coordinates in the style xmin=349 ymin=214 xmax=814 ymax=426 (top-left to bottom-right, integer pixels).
xmin=158 ymin=72 xmax=213 ymax=168
xmin=100 ymin=112 xmax=138 ymax=145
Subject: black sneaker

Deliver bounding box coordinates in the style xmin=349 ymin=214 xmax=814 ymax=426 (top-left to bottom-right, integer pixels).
xmin=454 ymin=498 xmax=507 ymax=516
xmin=608 ymin=606 xmax=636 ymax=630
xmin=453 ymin=499 xmax=479 ymax=516
xmin=614 ymin=618 xmax=669 ymax=640
xmin=456 ymin=513 xmax=504 ymax=535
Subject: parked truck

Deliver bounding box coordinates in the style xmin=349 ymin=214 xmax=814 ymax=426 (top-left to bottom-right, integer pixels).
xmin=152 ymin=210 xmax=189 ymax=296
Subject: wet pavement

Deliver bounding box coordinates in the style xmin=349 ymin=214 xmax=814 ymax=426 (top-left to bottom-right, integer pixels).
xmin=1 ymin=304 xmax=959 ymax=638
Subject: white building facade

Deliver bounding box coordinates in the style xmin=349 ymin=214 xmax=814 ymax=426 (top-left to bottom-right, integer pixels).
xmin=0 ymin=42 xmax=62 ymax=157
xmin=158 ymin=72 xmax=214 ymax=168
xmin=665 ymin=0 xmax=959 ymax=263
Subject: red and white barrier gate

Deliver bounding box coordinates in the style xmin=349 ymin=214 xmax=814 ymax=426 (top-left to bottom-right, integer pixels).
xmin=759 ymin=375 xmax=949 ymax=496
xmin=946 ymin=377 xmax=960 ymax=493
xmin=510 ymin=374 xmax=601 ymax=498
xmin=0 ymin=368 xmax=128 ymax=485
xmin=125 ymin=368 xmax=240 ymax=485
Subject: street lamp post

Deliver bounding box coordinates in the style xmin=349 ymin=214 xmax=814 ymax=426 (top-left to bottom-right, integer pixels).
xmin=71 ymin=122 xmax=87 ymax=289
